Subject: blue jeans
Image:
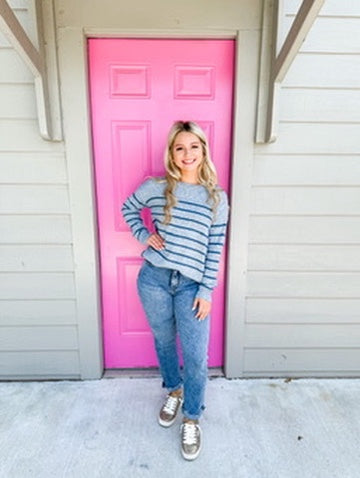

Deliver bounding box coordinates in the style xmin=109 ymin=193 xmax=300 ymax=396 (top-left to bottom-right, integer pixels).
xmin=137 ymin=260 xmax=210 ymax=420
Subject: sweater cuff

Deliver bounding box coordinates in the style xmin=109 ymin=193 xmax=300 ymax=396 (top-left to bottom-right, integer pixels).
xmin=196 ymin=285 xmax=212 ymax=302
xmin=138 ymin=229 xmax=151 ymax=245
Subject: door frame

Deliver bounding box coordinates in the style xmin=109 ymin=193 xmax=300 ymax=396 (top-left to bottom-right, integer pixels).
xmin=57 ymin=27 xmax=256 ymax=378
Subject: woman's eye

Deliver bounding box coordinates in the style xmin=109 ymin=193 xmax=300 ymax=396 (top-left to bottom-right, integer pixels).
xmin=175 ymin=147 xmax=183 ymax=152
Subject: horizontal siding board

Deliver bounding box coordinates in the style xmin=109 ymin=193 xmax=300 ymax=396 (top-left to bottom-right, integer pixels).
xmin=247 ymin=271 xmax=360 ymax=298
xmin=280 ymin=89 xmax=360 ymax=123
xmin=283 ymin=54 xmax=360 ymax=88
xmin=283 ymin=17 xmax=360 ymax=53
xmin=0 ymin=245 xmax=74 ymax=271
xmin=251 ymin=186 xmax=360 ymax=215
xmin=245 ymin=324 xmax=360 ymax=348
xmin=246 ymin=298 xmax=360 ymax=324
xmin=0 ymin=216 xmax=72 ymax=243
xmin=285 ymin=0 xmax=360 ymax=17
xmin=0 ymin=50 xmax=33 ymax=83
xmin=0 ymin=84 xmax=36 ymax=118
xmin=0 ymin=300 xmax=77 ymax=326
xmin=0 ymin=32 xmax=9 ymax=48
xmin=255 ymin=123 xmax=360 ymax=154
xmin=0 ymin=153 xmax=67 ymax=183
xmin=249 ymin=216 xmax=360 ymax=244
xmin=248 ymin=245 xmax=360 ymax=271
xmin=0 ymin=351 xmax=80 ymax=377
xmin=253 ymin=156 xmax=360 ymax=186
xmin=0 ymin=273 xmax=76 ymax=299
xmin=0 ymin=120 xmax=64 ymax=151
xmin=0 ymin=325 xmax=78 ymax=350
xmin=244 ymin=349 xmax=360 ymax=373
xmin=0 ymin=185 xmax=70 ymax=214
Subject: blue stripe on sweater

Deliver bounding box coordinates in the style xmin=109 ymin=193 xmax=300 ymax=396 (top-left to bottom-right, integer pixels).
xmin=122 ymin=210 xmax=139 ymax=218
xmin=153 ymin=249 xmax=204 ymax=275
xmin=211 ymin=223 xmax=227 ymax=228
xmin=178 ymin=198 xmax=213 ymax=212
xmin=126 ymin=196 xmax=140 ymax=210
xmin=174 ymin=206 xmax=212 ymax=221
xmin=153 ymin=218 xmax=209 ymax=239
xmin=210 ymin=232 xmax=226 ymax=238
xmin=167 ymin=223 xmax=209 ymax=239
xmin=155 ymin=225 xmax=208 ymax=249
xmin=204 ymin=272 xmax=217 ymax=280
xmin=164 ymin=248 xmax=205 ymax=266
xmin=150 ymin=203 xmax=212 ymax=222
xmin=126 ymin=218 xmax=140 ymax=227
xmin=151 ymin=212 xmax=209 ymax=230
xmin=148 ymin=196 xmax=212 ymax=213
xmin=132 ymin=192 xmax=146 ymax=207
xmin=165 ymin=240 xmax=206 ymax=258
xmin=133 ymin=226 xmax=145 ymax=239
xmin=206 ymin=257 xmax=220 ymax=264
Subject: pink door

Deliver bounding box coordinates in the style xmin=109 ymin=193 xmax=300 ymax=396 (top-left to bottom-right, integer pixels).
xmin=88 ymin=38 xmax=234 ymax=368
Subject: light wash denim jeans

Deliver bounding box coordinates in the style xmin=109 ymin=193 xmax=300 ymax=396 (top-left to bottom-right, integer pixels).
xmin=137 ymin=260 xmax=210 ymax=420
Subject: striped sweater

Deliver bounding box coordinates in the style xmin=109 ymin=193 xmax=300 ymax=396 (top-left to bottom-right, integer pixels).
xmin=121 ymin=178 xmax=229 ymax=301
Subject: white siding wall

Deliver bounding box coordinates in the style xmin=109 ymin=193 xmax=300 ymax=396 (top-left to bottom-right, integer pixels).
xmin=247 ymin=0 xmax=360 ymax=376
xmin=0 ymin=0 xmax=80 ymax=378
xmin=2 ymin=0 xmax=359 ymax=379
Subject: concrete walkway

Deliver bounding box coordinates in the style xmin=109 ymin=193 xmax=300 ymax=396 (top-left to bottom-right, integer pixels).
xmin=1 ymin=376 xmax=360 ymax=478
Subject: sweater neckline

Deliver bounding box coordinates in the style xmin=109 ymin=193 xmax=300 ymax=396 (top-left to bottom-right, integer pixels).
xmin=178 ymin=181 xmax=203 ymax=187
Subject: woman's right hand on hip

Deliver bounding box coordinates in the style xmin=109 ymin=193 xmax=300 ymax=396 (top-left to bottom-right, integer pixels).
xmin=146 ymin=233 xmax=165 ymax=251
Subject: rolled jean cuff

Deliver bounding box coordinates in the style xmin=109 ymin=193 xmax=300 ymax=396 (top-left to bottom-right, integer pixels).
xmin=182 ymin=405 xmax=205 ymax=421
xmin=163 ymin=380 xmax=183 ymax=393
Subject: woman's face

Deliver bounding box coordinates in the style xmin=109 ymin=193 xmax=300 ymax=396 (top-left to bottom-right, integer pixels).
xmin=171 ymin=131 xmax=203 ymax=177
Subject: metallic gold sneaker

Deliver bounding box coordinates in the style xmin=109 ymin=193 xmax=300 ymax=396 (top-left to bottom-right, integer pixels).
xmin=180 ymin=420 xmax=202 ymax=461
xmin=158 ymin=393 xmax=183 ymax=427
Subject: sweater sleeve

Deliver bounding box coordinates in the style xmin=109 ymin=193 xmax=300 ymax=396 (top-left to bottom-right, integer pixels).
xmin=196 ymin=190 xmax=229 ymax=302
xmin=121 ymin=179 xmax=153 ymax=244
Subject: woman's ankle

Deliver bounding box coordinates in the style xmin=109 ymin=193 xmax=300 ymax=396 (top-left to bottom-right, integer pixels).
xmin=183 ymin=417 xmax=199 ymax=424
xmin=169 ymin=388 xmax=182 ymax=398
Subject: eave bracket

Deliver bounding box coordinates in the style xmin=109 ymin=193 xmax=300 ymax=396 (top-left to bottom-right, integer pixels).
xmin=256 ymin=0 xmax=325 ymax=143
xmin=0 ymin=0 xmax=62 ymax=141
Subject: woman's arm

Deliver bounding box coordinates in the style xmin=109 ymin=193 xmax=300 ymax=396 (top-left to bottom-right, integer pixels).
xmin=121 ymin=179 xmax=153 ymax=244
xmin=196 ymin=190 xmax=229 ymax=303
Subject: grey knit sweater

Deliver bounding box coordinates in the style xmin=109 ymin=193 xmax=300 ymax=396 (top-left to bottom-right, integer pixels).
xmin=122 ymin=178 xmax=229 ymax=301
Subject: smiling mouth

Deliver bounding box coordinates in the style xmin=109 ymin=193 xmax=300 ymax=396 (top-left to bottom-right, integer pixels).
xmin=182 ymin=159 xmax=196 ymax=165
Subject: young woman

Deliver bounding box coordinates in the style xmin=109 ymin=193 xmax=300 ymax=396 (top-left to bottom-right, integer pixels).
xmin=122 ymin=121 xmax=229 ymax=460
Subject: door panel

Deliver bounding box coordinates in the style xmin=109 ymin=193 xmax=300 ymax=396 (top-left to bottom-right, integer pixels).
xmin=88 ymin=38 xmax=234 ymax=368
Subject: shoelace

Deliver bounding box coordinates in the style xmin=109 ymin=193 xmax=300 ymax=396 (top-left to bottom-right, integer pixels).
xmin=163 ymin=395 xmax=180 ymax=415
xmin=182 ymin=422 xmax=198 ymax=445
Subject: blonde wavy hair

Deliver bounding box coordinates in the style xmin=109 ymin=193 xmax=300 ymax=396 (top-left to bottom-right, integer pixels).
xmin=161 ymin=120 xmax=221 ymax=224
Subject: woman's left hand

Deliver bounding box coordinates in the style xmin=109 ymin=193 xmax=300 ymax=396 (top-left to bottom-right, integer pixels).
xmin=192 ymin=297 xmax=211 ymax=321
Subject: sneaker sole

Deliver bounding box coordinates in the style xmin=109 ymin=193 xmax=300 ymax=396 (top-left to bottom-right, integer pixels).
xmin=181 ymin=445 xmax=202 ymax=461
xmin=158 ymin=416 xmax=177 ymax=427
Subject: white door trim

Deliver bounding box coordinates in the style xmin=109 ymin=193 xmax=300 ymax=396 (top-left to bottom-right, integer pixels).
xmin=57 ymin=26 xmax=257 ymax=378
